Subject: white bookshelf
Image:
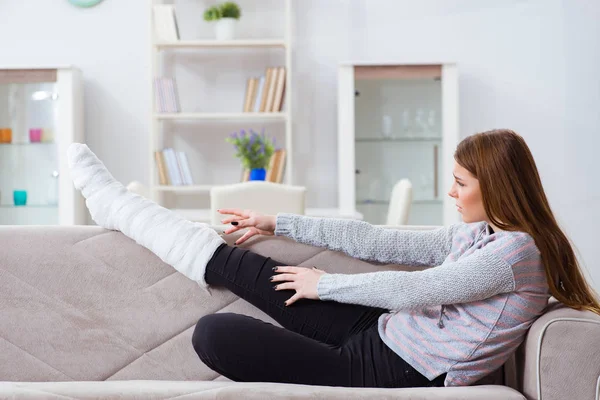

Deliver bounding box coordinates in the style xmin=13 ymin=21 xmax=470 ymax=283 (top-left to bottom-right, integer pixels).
xmin=149 ymin=1 xmax=294 ymax=221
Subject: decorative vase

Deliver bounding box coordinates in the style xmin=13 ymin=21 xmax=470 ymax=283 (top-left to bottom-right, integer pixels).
xmin=214 ymin=18 xmax=237 ymax=40
xmin=13 ymin=190 xmax=27 ymax=206
xmin=249 ymin=168 xmax=266 ymax=181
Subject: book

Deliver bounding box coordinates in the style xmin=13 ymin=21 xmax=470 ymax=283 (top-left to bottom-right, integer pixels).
xmin=243 ymin=78 xmax=254 ymax=112
xmin=266 ymin=149 xmax=287 ymax=183
xmin=241 ymin=169 xmax=250 ymax=182
xmin=275 ymin=149 xmax=287 ymax=183
xmin=153 ymin=78 xmax=166 ymax=113
xmin=253 ymin=76 xmax=266 ymax=113
xmin=259 ymin=67 xmax=273 ymax=112
xmin=154 ymin=78 xmax=180 ymax=113
xmin=154 ymin=151 xmax=170 ymax=185
xmin=175 ymin=151 xmax=187 ymax=185
xmin=177 ymin=151 xmax=194 ymax=185
xmin=271 ymin=66 xmax=286 ymax=112
xmin=163 ymin=148 xmax=183 ymax=185
xmin=153 ymin=5 xmax=179 ymax=42
xmin=243 ymin=78 xmax=259 ymax=112
xmin=264 ymin=67 xmax=278 ymax=112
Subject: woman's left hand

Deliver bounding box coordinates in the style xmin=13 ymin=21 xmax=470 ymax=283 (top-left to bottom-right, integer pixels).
xmin=271 ymin=266 xmax=327 ymax=306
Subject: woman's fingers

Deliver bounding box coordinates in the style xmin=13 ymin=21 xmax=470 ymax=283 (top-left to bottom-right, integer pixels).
xmin=273 ymin=266 xmax=301 ymax=274
xmin=274 ymin=282 xmax=296 ymax=291
xmin=217 ymin=208 xmax=247 ymax=218
xmin=235 ymin=228 xmax=258 ymax=245
xmin=220 ymin=215 xmax=243 ymax=225
xmin=222 ymin=225 xmax=242 ymax=235
xmin=232 ymin=217 xmax=256 ymax=228
xmin=285 ymin=293 xmax=302 ymax=306
xmin=270 ymin=273 xmax=295 ymax=282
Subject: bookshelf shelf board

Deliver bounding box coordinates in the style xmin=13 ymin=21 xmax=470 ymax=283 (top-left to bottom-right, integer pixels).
xmin=155 ymin=39 xmax=287 ymax=49
xmin=154 ymin=112 xmax=288 ymax=121
xmin=153 ymin=185 xmax=214 ymax=192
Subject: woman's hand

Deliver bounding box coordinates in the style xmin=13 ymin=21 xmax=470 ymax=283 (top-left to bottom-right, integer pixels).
xmin=218 ymin=208 xmax=277 ymax=245
xmin=271 ymin=266 xmax=327 ymax=306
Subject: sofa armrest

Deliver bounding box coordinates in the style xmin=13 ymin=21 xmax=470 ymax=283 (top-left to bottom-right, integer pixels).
xmin=510 ymin=299 xmax=600 ymax=400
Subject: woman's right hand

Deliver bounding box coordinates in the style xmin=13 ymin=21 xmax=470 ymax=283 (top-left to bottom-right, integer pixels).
xmin=217 ymin=208 xmax=277 ymax=245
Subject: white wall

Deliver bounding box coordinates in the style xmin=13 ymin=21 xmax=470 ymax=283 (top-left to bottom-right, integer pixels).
xmin=0 ymin=0 xmax=150 ymax=187
xmin=1 ymin=0 xmax=598 ymax=289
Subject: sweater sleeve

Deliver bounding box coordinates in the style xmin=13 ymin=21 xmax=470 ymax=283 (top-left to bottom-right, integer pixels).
xmin=274 ymin=213 xmax=458 ymax=267
xmin=316 ymin=247 xmax=516 ymax=311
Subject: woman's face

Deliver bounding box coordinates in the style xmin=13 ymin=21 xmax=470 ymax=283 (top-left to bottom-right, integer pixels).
xmin=447 ymin=162 xmax=488 ymax=224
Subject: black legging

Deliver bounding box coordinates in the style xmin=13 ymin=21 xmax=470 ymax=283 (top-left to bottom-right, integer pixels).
xmin=192 ymin=244 xmax=447 ymax=388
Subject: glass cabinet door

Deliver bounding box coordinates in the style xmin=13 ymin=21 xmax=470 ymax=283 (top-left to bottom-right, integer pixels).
xmin=354 ymin=72 xmax=444 ymax=226
xmin=0 ymin=70 xmax=60 ymax=225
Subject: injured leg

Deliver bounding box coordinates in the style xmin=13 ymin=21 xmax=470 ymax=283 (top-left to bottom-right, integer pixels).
xmin=67 ymin=143 xmax=224 ymax=288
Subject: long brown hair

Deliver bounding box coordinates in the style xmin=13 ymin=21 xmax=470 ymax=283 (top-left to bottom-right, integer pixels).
xmin=454 ymin=129 xmax=600 ymax=316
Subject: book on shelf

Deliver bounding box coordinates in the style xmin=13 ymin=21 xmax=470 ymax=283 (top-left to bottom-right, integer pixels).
xmin=155 ymin=148 xmax=194 ymax=186
xmin=153 ymin=4 xmax=180 ymax=42
xmin=252 ymin=76 xmax=266 ymax=112
xmin=271 ymin=67 xmax=286 ymax=112
xmin=154 ymin=77 xmax=180 ymax=113
xmin=266 ymin=149 xmax=287 ymax=183
xmin=154 ymin=151 xmax=170 ymax=185
xmin=243 ymin=77 xmax=258 ymax=112
xmin=260 ymin=67 xmax=274 ymax=112
xmin=243 ymin=66 xmax=286 ymax=113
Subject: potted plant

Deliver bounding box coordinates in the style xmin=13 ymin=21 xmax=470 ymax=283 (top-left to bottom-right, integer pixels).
xmin=226 ymin=129 xmax=275 ymax=181
xmin=204 ymin=2 xmax=241 ymax=41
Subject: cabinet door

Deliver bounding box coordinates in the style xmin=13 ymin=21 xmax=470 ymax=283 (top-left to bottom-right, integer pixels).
xmin=0 ymin=70 xmax=61 ymax=225
xmin=338 ymin=64 xmax=460 ymax=226
xmin=354 ymin=73 xmax=443 ymax=225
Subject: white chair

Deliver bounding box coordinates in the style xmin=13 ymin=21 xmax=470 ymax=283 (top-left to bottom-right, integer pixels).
xmin=210 ymin=181 xmax=306 ymax=226
xmin=386 ymin=179 xmax=413 ymax=226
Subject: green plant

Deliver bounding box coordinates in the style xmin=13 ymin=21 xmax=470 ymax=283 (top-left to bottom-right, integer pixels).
xmin=220 ymin=2 xmax=241 ymax=19
xmin=226 ymin=129 xmax=275 ymax=170
xmin=203 ymin=2 xmax=241 ymax=22
xmin=203 ymin=6 xmax=221 ymax=21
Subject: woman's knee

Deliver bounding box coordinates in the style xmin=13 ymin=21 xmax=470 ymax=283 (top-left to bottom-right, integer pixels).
xmin=192 ymin=313 xmax=244 ymax=360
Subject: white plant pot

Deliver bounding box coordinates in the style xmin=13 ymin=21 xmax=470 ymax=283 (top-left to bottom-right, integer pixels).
xmin=214 ymin=18 xmax=237 ymax=40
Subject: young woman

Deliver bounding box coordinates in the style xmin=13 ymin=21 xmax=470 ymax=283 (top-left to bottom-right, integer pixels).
xmin=68 ymin=129 xmax=600 ymax=388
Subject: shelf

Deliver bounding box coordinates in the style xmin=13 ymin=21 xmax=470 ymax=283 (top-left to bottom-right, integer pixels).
xmin=154 ymin=185 xmax=214 ymax=193
xmin=357 ymin=199 xmax=443 ymax=205
xmin=0 ymin=142 xmax=56 ymax=146
xmin=355 ymin=136 xmax=442 ymax=142
xmin=154 ymin=39 xmax=287 ymax=49
xmin=0 ymin=204 xmax=58 ymax=208
xmin=154 ymin=112 xmax=288 ymax=121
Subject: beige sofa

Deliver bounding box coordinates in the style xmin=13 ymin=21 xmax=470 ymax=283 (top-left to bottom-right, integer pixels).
xmin=1 ymin=225 xmax=599 ymax=400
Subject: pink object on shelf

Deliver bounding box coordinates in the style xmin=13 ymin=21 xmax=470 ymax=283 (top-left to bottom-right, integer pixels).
xmin=29 ymin=128 xmax=42 ymax=143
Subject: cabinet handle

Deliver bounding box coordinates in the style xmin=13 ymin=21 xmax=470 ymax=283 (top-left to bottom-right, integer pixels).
xmin=433 ymin=145 xmax=438 ymax=198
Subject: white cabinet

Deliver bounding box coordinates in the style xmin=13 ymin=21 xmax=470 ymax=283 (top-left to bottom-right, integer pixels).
xmin=0 ymin=67 xmax=85 ymax=225
xmin=338 ymin=63 xmax=460 ymax=226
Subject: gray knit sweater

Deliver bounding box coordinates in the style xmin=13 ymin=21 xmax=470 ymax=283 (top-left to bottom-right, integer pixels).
xmin=274 ymin=213 xmax=549 ymax=387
